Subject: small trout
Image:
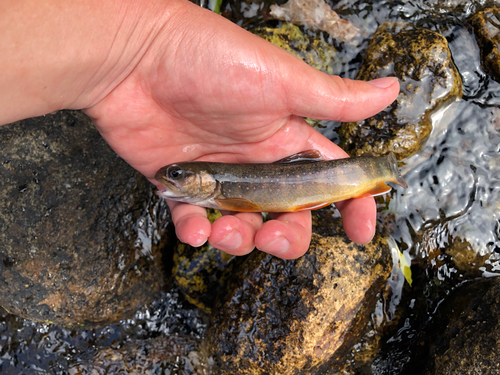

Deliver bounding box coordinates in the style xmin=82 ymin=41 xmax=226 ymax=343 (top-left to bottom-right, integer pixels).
xmin=155 ymin=150 xmax=407 ymax=212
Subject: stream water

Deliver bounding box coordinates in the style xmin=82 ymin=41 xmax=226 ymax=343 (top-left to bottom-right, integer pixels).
xmin=1 ymin=0 xmax=500 ymax=373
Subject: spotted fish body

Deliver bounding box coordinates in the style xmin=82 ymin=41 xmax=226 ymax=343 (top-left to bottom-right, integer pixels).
xmin=155 ymin=151 xmax=407 ymax=212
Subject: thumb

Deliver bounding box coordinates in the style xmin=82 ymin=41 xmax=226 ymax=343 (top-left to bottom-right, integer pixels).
xmin=282 ymin=69 xmax=399 ymax=122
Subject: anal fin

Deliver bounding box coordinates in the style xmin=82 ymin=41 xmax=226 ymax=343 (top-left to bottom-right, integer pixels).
xmin=292 ymin=201 xmax=332 ymax=211
xmin=357 ymin=183 xmax=392 ymax=198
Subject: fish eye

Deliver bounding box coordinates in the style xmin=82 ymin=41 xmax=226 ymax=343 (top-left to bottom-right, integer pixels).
xmin=167 ymin=165 xmax=184 ymax=180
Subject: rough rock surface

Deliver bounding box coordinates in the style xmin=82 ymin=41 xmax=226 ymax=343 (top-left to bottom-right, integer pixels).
xmin=209 ymin=217 xmax=392 ymax=374
xmin=339 ymin=22 xmax=462 ymax=159
xmin=78 ymin=335 xmax=212 ymax=374
xmin=0 ymin=111 xmax=169 ymax=326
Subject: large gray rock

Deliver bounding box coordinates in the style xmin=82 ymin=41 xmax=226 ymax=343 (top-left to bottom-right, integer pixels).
xmin=0 ymin=111 xmax=169 ymax=326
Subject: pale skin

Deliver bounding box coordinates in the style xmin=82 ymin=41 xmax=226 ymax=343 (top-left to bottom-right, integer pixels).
xmin=0 ymin=0 xmax=399 ymax=259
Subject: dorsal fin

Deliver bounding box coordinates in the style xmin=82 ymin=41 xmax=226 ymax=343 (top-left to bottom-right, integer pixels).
xmin=273 ymin=150 xmax=324 ymax=164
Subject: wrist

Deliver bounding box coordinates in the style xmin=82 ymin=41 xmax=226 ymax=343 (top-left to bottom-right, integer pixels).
xmin=76 ymin=0 xmax=192 ymax=110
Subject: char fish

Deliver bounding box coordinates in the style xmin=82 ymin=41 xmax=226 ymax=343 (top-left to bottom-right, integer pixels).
xmin=155 ymin=150 xmax=407 ymax=212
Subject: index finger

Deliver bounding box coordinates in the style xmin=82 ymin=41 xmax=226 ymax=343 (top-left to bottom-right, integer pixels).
xmin=167 ymin=200 xmax=212 ymax=247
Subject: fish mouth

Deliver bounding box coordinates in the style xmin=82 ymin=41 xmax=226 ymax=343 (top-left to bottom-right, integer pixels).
xmin=156 ymin=189 xmax=185 ymax=199
xmin=156 ymin=180 xmax=184 ymax=199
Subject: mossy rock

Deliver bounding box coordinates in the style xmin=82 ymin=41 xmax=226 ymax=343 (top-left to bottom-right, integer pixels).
xmin=469 ymin=7 xmax=500 ymax=82
xmin=253 ymin=23 xmax=338 ymax=74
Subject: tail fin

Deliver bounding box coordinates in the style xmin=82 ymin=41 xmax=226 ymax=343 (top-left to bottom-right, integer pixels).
xmin=386 ymin=152 xmax=408 ymax=188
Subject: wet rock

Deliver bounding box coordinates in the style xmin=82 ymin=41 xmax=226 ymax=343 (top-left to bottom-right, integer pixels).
xmin=209 ymin=217 xmax=392 ymax=374
xmin=0 ymin=289 xmax=210 ymax=372
xmin=445 ymin=237 xmax=490 ymax=276
xmin=0 ymin=111 xmax=169 ymax=326
xmin=339 ymin=22 xmax=462 ymax=159
xmin=76 ymin=335 xmax=213 ymax=374
xmin=173 ymin=242 xmax=242 ymax=313
xmin=253 ymin=23 xmax=339 ymax=74
xmin=412 ymin=224 xmax=491 ymax=281
xmin=405 ymin=277 xmax=500 ymax=374
xmin=172 ymin=209 xmax=247 ymax=313
xmin=269 ymin=0 xmax=359 ymax=42
xmin=469 ymin=8 xmax=500 ymax=82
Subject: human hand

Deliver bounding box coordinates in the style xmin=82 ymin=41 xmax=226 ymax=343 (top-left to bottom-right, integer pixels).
xmin=0 ymin=0 xmax=398 ymax=259
xmin=83 ymin=0 xmax=399 ymax=259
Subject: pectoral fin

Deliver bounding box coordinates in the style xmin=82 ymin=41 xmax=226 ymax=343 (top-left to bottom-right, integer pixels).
xmin=215 ymin=198 xmax=262 ymax=212
xmin=274 ymin=150 xmax=324 ymax=164
xmin=357 ymin=183 xmax=392 ymax=198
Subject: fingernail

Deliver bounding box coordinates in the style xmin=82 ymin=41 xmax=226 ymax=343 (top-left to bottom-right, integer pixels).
xmin=261 ymin=236 xmax=290 ymax=255
xmin=189 ymin=237 xmax=207 ymax=247
xmin=215 ymin=230 xmax=243 ymax=250
xmin=368 ymin=77 xmax=399 ymax=88
xmin=360 ymin=220 xmax=375 ymax=245
xmin=352 ymin=218 xmax=375 ymax=245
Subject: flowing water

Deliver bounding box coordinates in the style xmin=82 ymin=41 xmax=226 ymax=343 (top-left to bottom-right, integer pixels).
xmin=1 ymin=0 xmax=500 ymax=373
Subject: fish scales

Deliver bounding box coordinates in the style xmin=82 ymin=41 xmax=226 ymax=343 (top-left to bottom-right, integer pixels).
xmin=212 ymin=157 xmax=394 ymax=211
xmin=155 ymin=151 xmax=407 ymax=212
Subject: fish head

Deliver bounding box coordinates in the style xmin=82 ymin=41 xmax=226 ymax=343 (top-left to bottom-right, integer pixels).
xmin=155 ymin=162 xmax=218 ymax=204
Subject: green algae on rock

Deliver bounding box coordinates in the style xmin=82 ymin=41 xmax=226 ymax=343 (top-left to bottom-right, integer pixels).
xmin=209 ymin=217 xmax=392 ymax=375
xmin=469 ymin=8 xmax=500 ymax=82
xmin=253 ymin=23 xmax=338 ymax=74
xmin=445 ymin=237 xmax=491 ymax=277
xmin=339 ymin=22 xmax=462 ymax=159
xmin=0 ymin=111 xmax=169 ymax=326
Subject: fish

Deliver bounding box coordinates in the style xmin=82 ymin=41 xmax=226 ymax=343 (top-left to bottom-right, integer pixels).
xmin=155 ymin=150 xmax=407 ymax=212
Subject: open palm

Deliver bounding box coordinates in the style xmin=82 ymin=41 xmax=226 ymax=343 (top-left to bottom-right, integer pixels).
xmin=85 ymin=3 xmax=399 ymax=259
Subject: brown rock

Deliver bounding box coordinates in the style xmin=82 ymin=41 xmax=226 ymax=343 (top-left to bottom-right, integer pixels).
xmin=470 ymin=8 xmax=500 ymax=82
xmin=209 ymin=218 xmax=392 ymax=374
xmin=404 ymin=277 xmax=500 ymax=375
xmin=339 ymin=22 xmax=462 ymax=159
